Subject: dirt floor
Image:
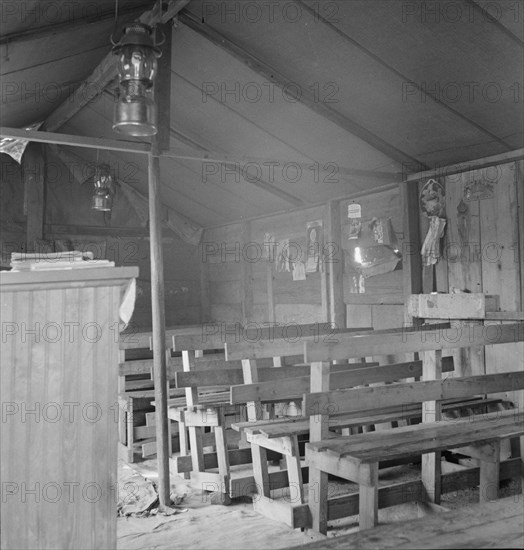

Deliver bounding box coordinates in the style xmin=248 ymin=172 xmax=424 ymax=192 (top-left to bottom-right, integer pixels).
xmin=116 ymin=458 xmax=522 ymax=550
xmin=117 ymin=459 xmax=323 ymax=550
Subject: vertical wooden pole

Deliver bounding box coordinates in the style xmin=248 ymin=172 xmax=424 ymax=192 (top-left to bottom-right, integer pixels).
xmin=241 ymin=221 xmax=254 ymax=323
xmin=266 ymin=262 xmax=276 ymax=323
xmin=516 ymin=161 xmax=524 ymax=469
xmin=200 ymin=257 xmax=210 ymax=323
xmin=156 ymin=23 xmax=172 ymax=155
xmin=149 ymin=21 xmax=172 ymax=508
xmin=326 ymin=200 xmax=345 ymax=328
xmin=400 ymin=180 xmax=423 ymax=326
xmin=22 ymin=143 xmax=45 ymax=252
xmin=320 ymin=266 xmax=329 ymax=323
xmin=516 ymin=160 xmax=524 ymax=312
xmin=148 ymin=149 xmax=170 ymax=508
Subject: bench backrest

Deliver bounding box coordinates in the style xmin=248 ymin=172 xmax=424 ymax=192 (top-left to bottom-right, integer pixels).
xmin=224 ymin=325 xmax=379 ymax=360
xmin=230 ymin=356 xmax=454 ymax=404
xmin=302 ymin=370 xmax=524 ymax=417
xmin=119 ymin=353 xmax=284 ymax=378
xmin=176 ymin=361 xmax=382 ymax=391
xmin=173 ymin=322 xmax=339 ymax=352
xmin=120 ymin=324 xmax=209 ymax=350
xmin=304 ymin=322 xmax=524 ymax=362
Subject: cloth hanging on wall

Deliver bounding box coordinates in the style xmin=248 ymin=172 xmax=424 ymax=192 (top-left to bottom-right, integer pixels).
xmin=421 ymin=216 xmax=447 ymax=266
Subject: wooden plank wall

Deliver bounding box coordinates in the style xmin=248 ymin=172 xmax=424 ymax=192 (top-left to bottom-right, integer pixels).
xmin=202 ymin=206 xmax=326 ymax=325
xmin=201 ymin=188 xmax=405 ymax=332
xmin=444 ymin=168 xmax=485 ymax=377
xmin=478 ymin=162 xmax=523 ymax=410
xmin=441 ymin=161 xmax=523 ymax=408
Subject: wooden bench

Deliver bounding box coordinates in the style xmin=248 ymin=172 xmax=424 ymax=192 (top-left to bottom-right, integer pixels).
xmin=169 ymin=323 xmax=371 ymax=502
xmin=227 ymin=355 xmax=482 ymax=526
xmin=168 ymin=322 xmax=304 ymax=491
xmin=118 ymin=325 xmax=221 ymax=462
xmin=303 ymin=321 xmax=524 ymax=534
xmin=172 ymin=363 xmax=311 ymax=503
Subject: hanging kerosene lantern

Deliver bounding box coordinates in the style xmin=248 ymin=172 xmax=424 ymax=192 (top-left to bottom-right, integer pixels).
xmin=112 ymin=22 xmax=162 ymax=137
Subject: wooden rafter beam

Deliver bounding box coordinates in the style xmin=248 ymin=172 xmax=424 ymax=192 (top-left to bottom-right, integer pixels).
xmin=0 ymin=2 xmax=151 ymax=45
xmin=407 ymin=148 xmax=524 ymax=181
xmin=43 ymin=0 xmax=190 ymax=132
xmin=178 ymin=12 xmax=423 ymax=170
xmin=0 ymin=127 xmax=150 ymax=153
xmin=162 ymin=150 xmax=402 ymax=182
xmin=466 ymin=0 xmax=524 ymax=46
xmin=1 ymin=126 xmax=400 ymax=189
xmin=204 ymin=181 xmax=400 ymax=230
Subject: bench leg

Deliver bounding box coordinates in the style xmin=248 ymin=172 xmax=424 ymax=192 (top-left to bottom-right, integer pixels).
xmin=251 ymin=443 xmax=271 ymax=498
xmin=285 ymin=436 xmax=304 ymax=504
xmin=118 ymin=400 xmax=127 ymax=447
xmin=188 ymin=425 xmax=205 ymax=473
xmin=421 ymin=451 xmax=441 ymax=504
xmin=178 ymin=419 xmax=190 ymax=480
xmin=214 ymin=410 xmax=231 ymax=497
xmin=125 ymin=397 xmax=135 ymax=463
xmin=359 ymin=463 xmax=379 ymax=530
xmin=520 ymin=436 xmax=524 ymax=480
xmin=478 ymin=440 xmax=500 ymax=503
xmin=309 ymin=468 xmax=328 ymax=534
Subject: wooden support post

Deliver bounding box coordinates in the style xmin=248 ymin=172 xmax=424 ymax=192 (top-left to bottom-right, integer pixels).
xmin=400 ymin=181 xmax=423 ymax=326
xmin=200 ymin=257 xmax=210 ymax=323
xmin=241 ymin=222 xmax=254 ymax=324
xmin=326 ymin=200 xmax=346 ymax=328
xmin=308 ymin=361 xmax=331 ymax=535
xmin=320 ymin=266 xmax=329 ymax=323
xmin=156 ymin=23 xmax=172 ymax=154
xmin=516 ymin=160 xmax=524 ymax=315
xmin=22 ymin=143 xmax=45 ymax=252
xmin=149 ymin=21 xmax=173 ymax=508
xmin=421 ymin=350 xmax=442 ymax=504
xmin=266 ymin=262 xmax=276 ymax=323
xmin=148 ymin=147 xmax=171 ymax=508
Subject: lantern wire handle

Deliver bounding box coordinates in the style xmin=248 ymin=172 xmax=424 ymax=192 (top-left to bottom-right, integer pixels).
xmin=110 ymin=0 xmax=119 ymax=46
xmin=152 ymin=0 xmax=165 ymax=48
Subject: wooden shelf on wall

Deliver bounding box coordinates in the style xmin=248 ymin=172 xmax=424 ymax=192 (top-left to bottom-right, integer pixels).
xmin=407 ymin=293 xmax=500 ymax=319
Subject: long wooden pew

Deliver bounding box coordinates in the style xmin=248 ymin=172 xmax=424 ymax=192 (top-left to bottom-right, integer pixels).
xmin=169 ymin=322 xmax=309 ymax=492
xmin=303 ymin=321 xmax=524 ymax=534
xmin=169 ymin=323 xmax=372 ymax=502
xmin=228 ymin=355 xmax=461 ymax=525
xmin=118 ymin=324 xmax=248 ymax=462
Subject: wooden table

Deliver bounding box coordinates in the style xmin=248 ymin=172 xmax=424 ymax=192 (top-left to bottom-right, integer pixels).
xmin=293 ymin=496 xmax=524 ymax=549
